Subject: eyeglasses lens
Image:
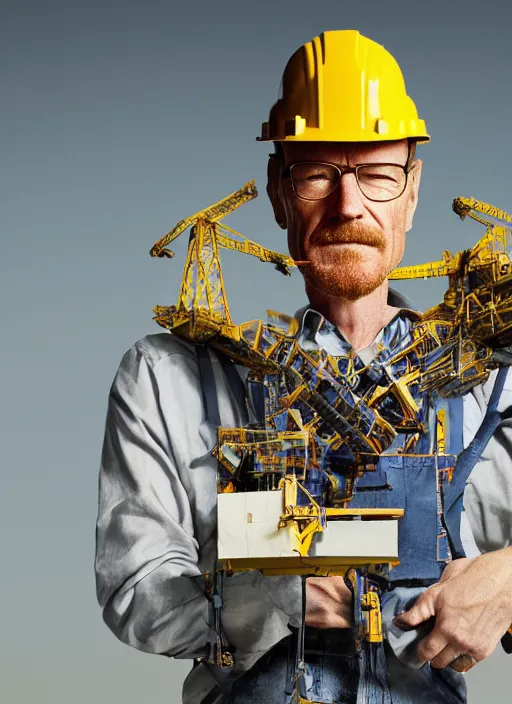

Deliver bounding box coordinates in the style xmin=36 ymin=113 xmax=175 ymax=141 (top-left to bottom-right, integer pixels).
xmin=290 ymin=163 xmax=406 ymax=202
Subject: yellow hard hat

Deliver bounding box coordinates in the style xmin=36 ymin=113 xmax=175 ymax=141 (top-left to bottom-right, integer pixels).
xmin=258 ymin=30 xmax=429 ymax=144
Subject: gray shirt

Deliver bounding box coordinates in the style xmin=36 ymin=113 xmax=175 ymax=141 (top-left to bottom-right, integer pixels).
xmin=95 ymin=325 xmax=512 ymax=702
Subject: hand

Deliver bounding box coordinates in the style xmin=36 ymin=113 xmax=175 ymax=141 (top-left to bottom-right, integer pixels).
xmin=305 ymin=576 xmax=353 ymax=629
xmin=393 ymin=549 xmax=512 ymax=670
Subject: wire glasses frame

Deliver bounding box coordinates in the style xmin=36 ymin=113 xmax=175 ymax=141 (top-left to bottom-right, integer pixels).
xmin=281 ymin=161 xmax=411 ymax=203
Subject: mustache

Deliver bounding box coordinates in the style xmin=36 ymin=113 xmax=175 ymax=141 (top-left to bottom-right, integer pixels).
xmin=310 ymin=222 xmax=385 ymax=248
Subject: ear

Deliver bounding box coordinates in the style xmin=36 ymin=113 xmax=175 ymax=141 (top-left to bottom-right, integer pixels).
xmin=266 ymin=155 xmax=287 ymax=230
xmin=404 ymin=159 xmax=422 ymax=232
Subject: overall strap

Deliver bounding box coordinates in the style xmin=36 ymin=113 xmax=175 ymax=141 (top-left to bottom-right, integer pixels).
xmin=220 ymin=355 xmax=247 ymax=411
xmin=196 ymin=345 xmax=222 ymax=427
xmin=444 ymin=366 xmax=509 ymax=558
xmin=195 ymin=343 xmax=250 ymax=700
xmin=196 ymin=344 xmax=247 ymax=427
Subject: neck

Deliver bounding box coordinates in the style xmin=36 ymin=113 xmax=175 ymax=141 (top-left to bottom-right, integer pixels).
xmin=305 ymin=281 xmax=400 ymax=352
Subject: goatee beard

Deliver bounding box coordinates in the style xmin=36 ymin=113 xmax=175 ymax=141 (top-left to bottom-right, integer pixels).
xmin=304 ymin=221 xmax=389 ymax=301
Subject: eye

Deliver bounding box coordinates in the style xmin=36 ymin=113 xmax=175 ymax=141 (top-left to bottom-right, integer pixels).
xmin=367 ymin=173 xmax=394 ymax=181
xmin=305 ymin=171 xmax=331 ymax=181
xmin=359 ymin=165 xmax=403 ymax=185
xmin=362 ymin=171 xmax=397 ymax=183
xmin=356 ymin=165 xmax=407 ymax=200
xmin=291 ymin=164 xmax=337 ymax=183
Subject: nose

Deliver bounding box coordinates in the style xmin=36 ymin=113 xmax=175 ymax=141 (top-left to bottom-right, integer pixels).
xmin=330 ymin=172 xmax=365 ymax=221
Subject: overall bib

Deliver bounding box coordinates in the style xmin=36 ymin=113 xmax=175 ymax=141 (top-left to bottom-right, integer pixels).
xmin=199 ymin=323 xmax=509 ymax=704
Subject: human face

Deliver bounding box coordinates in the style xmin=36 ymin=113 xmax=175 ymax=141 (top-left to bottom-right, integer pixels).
xmin=267 ymin=140 xmax=422 ymax=301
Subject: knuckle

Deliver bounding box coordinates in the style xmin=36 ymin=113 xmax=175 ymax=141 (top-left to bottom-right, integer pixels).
xmin=418 ymin=643 xmax=437 ymax=662
xmin=452 ymin=633 xmax=471 ymax=651
xmin=442 ymin=616 xmax=466 ymax=639
xmin=457 ymin=640 xmax=475 ymax=658
xmin=437 ymin=622 xmax=456 ymax=642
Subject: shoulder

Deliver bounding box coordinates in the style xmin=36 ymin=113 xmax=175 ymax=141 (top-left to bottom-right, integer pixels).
xmin=131 ymin=332 xmax=198 ymax=368
xmin=111 ymin=333 xmax=203 ymax=396
xmin=114 ymin=332 xmax=240 ymax=391
xmin=110 ymin=332 xmax=248 ymax=429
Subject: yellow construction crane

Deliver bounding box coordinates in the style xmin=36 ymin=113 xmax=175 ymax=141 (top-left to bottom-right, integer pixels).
xmin=149 ymin=187 xmax=512 ymax=692
xmin=389 ymin=196 xmax=512 ymax=281
xmin=387 ymin=197 xmax=512 ymax=395
xmin=150 ymin=180 xmax=295 ymax=342
xmin=150 ymin=188 xmax=512 ymax=575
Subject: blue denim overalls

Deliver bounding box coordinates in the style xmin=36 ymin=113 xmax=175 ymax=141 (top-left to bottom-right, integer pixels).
xmin=214 ymin=310 xmax=508 ymax=704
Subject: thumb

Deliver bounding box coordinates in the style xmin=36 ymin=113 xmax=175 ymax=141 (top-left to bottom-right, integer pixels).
xmin=393 ymin=588 xmax=437 ymax=631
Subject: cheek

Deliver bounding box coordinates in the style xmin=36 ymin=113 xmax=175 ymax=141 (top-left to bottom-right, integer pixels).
xmin=287 ymin=229 xmax=299 ymax=259
xmin=285 ymin=211 xmax=301 ymax=259
xmin=390 ymin=222 xmax=405 ymax=252
xmin=283 ymin=200 xmax=317 ymax=259
xmin=387 ymin=206 xmax=408 ymax=264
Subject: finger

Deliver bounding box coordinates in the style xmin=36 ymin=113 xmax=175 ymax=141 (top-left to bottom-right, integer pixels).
xmin=415 ymin=625 xmax=450 ymax=663
xmin=393 ymin=588 xmax=437 ymax=630
xmin=430 ymin=644 xmax=465 ymax=670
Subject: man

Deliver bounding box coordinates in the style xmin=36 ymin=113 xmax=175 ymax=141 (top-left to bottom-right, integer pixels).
xmin=95 ymin=30 xmax=512 ymax=704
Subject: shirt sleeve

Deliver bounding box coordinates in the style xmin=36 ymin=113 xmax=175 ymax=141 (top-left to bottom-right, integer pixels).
xmin=94 ymin=339 xmax=215 ymax=659
xmin=463 ymin=369 xmax=512 ymax=553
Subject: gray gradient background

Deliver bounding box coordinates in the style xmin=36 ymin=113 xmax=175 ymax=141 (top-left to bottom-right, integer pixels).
xmin=2 ymin=0 xmax=512 ymax=702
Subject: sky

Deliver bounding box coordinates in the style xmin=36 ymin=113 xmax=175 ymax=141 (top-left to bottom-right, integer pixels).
xmin=2 ymin=0 xmax=512 ymax=702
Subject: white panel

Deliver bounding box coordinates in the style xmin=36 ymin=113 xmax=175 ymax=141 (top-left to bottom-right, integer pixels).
xmin=312 ymin=519 xmax=398 ymax=560
xmin=217 ymin=491 xmax=399 ymax=562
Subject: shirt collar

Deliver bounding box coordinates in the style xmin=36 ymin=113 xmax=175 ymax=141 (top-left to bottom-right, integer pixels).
xmin=294 ymin=287 xmax=421 ymax=362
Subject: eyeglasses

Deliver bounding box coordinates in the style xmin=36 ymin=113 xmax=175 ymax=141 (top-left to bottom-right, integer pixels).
xmin=282 ymin=161 xmax=410 ymax=202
